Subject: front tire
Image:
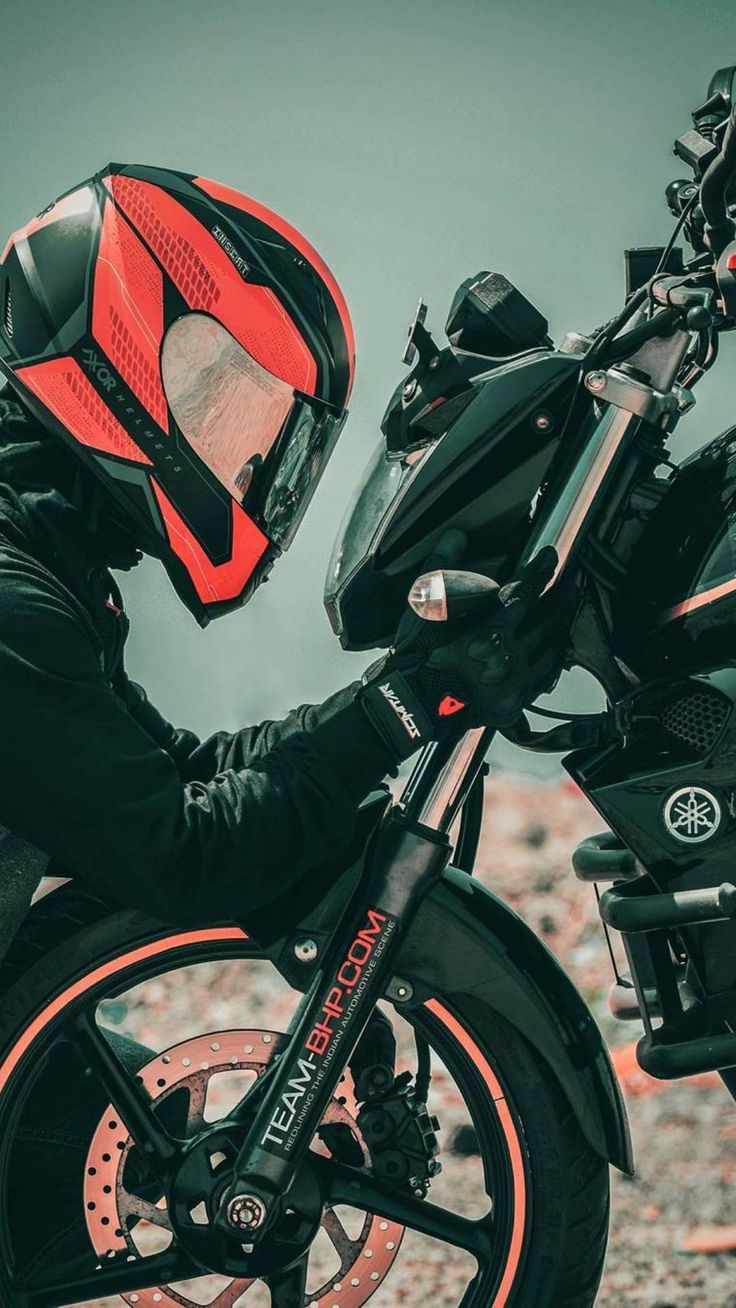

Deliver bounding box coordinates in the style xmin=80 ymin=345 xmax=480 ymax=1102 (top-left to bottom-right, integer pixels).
xmin=0 ymin=893 xmax=609 ymax=1307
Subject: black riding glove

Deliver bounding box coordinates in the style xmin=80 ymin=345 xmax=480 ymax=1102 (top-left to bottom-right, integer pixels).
xmin=358 ymin=548 xmax=563 ymax=760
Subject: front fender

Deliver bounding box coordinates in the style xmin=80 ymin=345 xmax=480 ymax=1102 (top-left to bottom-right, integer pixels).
xmin=398 ymin=866 xmax=633 ymax=1175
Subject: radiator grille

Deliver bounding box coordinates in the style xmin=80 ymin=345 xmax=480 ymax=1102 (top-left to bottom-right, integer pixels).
xmin=661 ymin=689 xmax=730 ymax=754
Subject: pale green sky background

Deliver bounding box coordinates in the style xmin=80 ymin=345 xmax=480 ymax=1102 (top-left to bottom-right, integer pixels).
xmin=3 ymin=0 xmax=736 ymax=773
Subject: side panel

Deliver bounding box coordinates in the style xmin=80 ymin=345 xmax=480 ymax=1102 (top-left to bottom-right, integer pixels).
xmin=566 ymin=665 xmax=736 ymax=998
xmin=399 ymin=867 xmax=633 ymax=1175
xmin=618 ymin=427 xmax=736 ymax=677
xmin=380 ymin=351 xmax=580 ymax=565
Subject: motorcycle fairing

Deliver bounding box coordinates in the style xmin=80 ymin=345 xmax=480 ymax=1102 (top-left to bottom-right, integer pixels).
xmin=326 ymin=350 xmax=581 ymax=650
xmin=567 ymin=663 xmax=736 ymax=1000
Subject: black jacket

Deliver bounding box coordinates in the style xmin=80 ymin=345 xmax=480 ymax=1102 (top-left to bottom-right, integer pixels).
xmin=0 ymin=395 xmax=393 ymax=929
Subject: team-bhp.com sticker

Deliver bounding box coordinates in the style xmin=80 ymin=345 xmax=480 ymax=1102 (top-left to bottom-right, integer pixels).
xmin=261 ymin=908 xmax=398 ymax=1156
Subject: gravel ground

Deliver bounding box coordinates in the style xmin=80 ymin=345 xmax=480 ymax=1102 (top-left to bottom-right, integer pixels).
xmin=477 ymin=776 xmax=736 ymax=1308
xmin=72 ymin=775 xmax=736 ymax=1307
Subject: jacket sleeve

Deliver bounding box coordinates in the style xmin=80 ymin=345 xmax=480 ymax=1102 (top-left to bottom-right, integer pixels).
xmin=0 ymin=558 xmax=394 ymax=927
xmin=119 ymin=675 xmax=361 ymax=782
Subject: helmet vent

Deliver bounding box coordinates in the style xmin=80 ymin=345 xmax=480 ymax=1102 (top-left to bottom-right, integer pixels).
xmin=109 ymin=307 xmax=168 ymax=429
xmin=3 ymin=283 xmax=13 ymax=338
xmin=112 ymin=178 xmax=220 ymax=312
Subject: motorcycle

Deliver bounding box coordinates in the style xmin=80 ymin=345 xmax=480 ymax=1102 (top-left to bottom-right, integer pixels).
xmin=4 ymin=64 xmax=736 ymax=1308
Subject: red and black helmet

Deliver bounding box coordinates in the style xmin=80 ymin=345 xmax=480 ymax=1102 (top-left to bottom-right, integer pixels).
xmin=0 ymin=165 xmax=355 ymax=623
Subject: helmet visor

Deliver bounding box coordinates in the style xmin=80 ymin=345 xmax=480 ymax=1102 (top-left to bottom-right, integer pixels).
xmin=161 ymin=313 xmax=345 ymax=547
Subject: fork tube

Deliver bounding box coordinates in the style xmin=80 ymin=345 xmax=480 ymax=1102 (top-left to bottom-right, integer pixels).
xmin=521 ymin=405 xmax=639 ymax=591
xmin=400 ymin=728 xmax=492 ymax=833
xmin=217 ymin=734 xmax=491 ymax=1240
xmin=218 ymin=810 xmax=451 ymax=1237
xmin=218 ymin=742 xmax=501 ymax=1239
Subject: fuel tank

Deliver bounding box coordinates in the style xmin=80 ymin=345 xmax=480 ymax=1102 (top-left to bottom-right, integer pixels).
xmin=616 ymin=427 xmax=736 ymax=678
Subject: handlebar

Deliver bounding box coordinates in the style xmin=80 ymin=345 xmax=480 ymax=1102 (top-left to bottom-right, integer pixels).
xmin=700 ymin=103 xmax=736 ymax=256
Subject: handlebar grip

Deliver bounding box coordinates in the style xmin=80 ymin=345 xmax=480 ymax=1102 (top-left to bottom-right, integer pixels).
xmin=408 ymin=569 xmax=498 ymax=623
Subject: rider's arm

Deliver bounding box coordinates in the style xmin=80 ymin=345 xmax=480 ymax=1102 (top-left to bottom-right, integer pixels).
xmin=0 ymin=557 xmax=394 ymax=928
xmin=119 ymin=676 xmax=361 ymax=781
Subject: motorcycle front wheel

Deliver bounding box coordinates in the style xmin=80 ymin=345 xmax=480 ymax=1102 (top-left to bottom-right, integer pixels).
xmin=0 ymin=889 xmax=609 ymax=1308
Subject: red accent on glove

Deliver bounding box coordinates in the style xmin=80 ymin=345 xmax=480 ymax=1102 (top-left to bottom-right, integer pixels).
xmin=438 ymin=694 xmax=467 ymax=717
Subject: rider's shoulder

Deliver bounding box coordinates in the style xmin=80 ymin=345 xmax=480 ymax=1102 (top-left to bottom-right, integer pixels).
xmin=0 ymin=539 xmax=99 ymax=663
xmin=0 ymin=394 xmax=30 ymax=436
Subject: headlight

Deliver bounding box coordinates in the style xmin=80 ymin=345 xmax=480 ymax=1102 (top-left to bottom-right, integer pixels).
xmin=324 ymin=441 xmax=433 ymax=634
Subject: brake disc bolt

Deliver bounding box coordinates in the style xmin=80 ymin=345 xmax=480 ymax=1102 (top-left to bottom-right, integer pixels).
xmin=585 ymin=371 xmax=607 ymax=394
xmin=294 ymin=937 xmax=319 ymax=963
xmin=227 ymin=1193 xmax=267 ymax=1232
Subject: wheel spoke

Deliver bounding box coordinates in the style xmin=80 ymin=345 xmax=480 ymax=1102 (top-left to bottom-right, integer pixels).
xmin=321 ymin=1204 xmax=361 ymax=1259
xmin=24 ymin=1245 xmax=204 ymax=1307
xmin=211 ymin=1280 xmax=257 ymax=1307
xmin=121 ymin=1192 xmax=174 ymax=1232
xmin=184 ymin=1077 xmax=208 ymax=1135
xmin=316 ymin=1155 xmax=491 ymax=1261
xmin=73 ymin=1009 xmax=179 ymax=1186
xmin=268 ymin=1254 xmax=308 ymax=1308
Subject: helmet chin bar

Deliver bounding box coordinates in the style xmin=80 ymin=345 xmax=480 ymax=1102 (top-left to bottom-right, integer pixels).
xmin=167 ymin=545 xmax=278 ymax=628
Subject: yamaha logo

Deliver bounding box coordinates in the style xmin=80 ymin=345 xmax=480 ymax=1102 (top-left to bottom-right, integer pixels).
xmin=663 ymin=786 xmax=722 ymax=844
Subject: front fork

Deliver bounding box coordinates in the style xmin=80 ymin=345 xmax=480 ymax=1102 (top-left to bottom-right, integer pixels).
xmin=217 ymin=728 xmax=491 ymax=1238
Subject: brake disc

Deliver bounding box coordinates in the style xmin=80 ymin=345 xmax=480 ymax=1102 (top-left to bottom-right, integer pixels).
xmin=84 ymin=1029 xmax=404 ymax=1308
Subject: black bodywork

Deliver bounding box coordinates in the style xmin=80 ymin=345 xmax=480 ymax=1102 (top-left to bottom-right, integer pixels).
xmin=569 ymin=425 xmax=736 ymax=1075
xmin=565 ymin=663 xmax=736 ymax=1080
xmin=616 ymin=428 xmax=736 ymax=678
xmin=329 ymin=238 xmax=736 ymax=1108
xmin=330 ymin=347 xmax=582 ymax=649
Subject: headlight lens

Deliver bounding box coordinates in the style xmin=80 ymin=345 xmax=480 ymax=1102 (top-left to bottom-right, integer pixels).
xmin=324 ymin=441 xmax=432 ymax=630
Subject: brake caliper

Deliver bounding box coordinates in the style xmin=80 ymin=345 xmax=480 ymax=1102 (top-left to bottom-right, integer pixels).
xmin=356 ymin=1070 xmax=442 ymax=1197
